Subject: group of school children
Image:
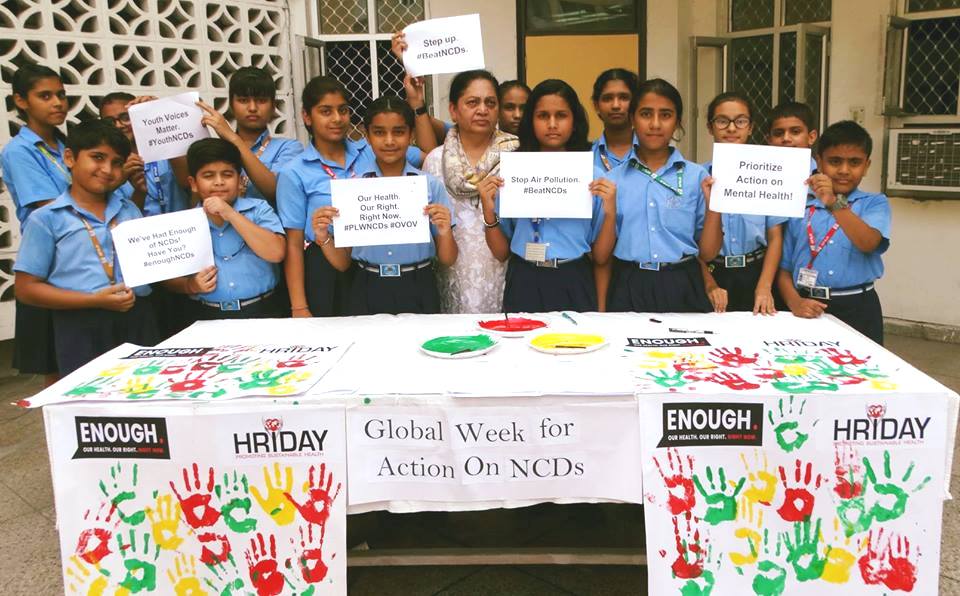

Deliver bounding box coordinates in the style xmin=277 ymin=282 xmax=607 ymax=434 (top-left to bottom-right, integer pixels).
xmin=1 ymin=47 xmax=890 ymax=381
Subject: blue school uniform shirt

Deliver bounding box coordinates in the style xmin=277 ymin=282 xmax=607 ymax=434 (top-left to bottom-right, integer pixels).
xmin=349 ymin=162 xmax=454 ymax=265
xmin=1 ymin=126 xmax=70 ymax=229
xmin=14 ymin=190 xmax=150 ymax=297
xmin=143 ymin=159 xmax=189 ymax=216
xmin=610 ymin=148 xmax=708 ymax=263
xmin=701 ymin=160 xmax=788 ymax=256
xmin=495 ymin=166 xmax=608 ymax=261
xmin=780 ymin=188 xmax=891 ymax=288
xmin=592 ymin=132 xmax=637 ymax=173
xmin=198 ymin=198 xmax=284 ymax=302
xmin=241 ymin=131 xmax=304 ymax=202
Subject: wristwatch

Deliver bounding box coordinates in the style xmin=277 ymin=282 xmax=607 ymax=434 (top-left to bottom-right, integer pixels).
xmin=827 ymin=193 xmax=848 ymax=212
xmin=414 ymin=105 xmax=429 ymax=116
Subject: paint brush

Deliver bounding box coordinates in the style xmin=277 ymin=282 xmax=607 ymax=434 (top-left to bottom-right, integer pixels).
xmin=562 ymin=312 xmax=578 ymax=325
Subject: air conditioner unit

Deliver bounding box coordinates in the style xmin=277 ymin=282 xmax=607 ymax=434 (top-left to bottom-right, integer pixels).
xmin=886 ymin=128 xmax=960 ymax=194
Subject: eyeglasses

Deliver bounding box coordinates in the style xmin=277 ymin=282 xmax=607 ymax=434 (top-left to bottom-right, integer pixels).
xmin=102 ymin=112 xmax=131 ymax=126
xmin=710 ymin=116 xmax=751 ymax=130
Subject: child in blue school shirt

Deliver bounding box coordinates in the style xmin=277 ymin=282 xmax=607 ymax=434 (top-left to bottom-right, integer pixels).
xmin=311 ymin=96 xmax=457 ymax=315
xmin=13 ymin=120 xmax=158 ymax=375
xmin=479 ymin=79 xmax=617 ymax=314
xmin=164 ymin=138 xmax=286 ymax=320
xmin=1 ymin=64 xmax=71 ymax=378
xmin=777 ymin=120 xmax=891 ymax=345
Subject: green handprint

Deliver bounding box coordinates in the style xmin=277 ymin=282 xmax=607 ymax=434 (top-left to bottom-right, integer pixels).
xmin=810 ymin=361 xmax=852 ymax=378
xmin=752 ymin=560 xmax=787 ymax=596
xmin=116 ymin=529 xmax=159 ymax=593
xmin=236 ymin=369 xmax=294 ymax=390
xmin=771 ymin=377 xmax=838 ymax=394
xmin=768 ymin=348 xmax=823 ymax=366
xmin=216 ymin=471 xmax=257 ymax=533
xmin=66 ymin=376 xmax=115 ymax=396
xmin=188 ymin=388 xmax=228 ymax=400
xmin=856 ymin=366 xmax=888 ymax=379
xmin=646 ymin=369 xmax=688 ymax=388
xmin=204 ymin=554 xmax=247 ymax=595
xmin=767 ymin=396 xmax=809 ymax=453
xmin=217 ymin=356 xmax=258 ymax=374
xmin=693 ymin=466 xmax=745 ymax=525
xmin=863 ymin=450 xmax=931 ymax=524
xmin=680 ymin=570 xmax=715 ymax=596
xmin=133 ymin=360 xmax=165 ymax=375
xmin=99 ymin=463 xmax=146 ymax=526
xmin=781 ymin=518 xmax=828 ymax=582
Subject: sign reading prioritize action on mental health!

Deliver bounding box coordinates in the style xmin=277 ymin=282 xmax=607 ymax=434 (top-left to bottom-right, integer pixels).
xmin=401 ymin=14 xmax=485 ymax=77
xmin=330 ymin=176 xmax=430 ymax=248
xmin=112 ymin=207 xmax=214 ymax=287
xmin=498 ymin=151 xmax=595 ymax=218
xmin=129 ymin=91 xmax=209 ymax=162
xmin=710 ymin=143 xmax=811 ymax=218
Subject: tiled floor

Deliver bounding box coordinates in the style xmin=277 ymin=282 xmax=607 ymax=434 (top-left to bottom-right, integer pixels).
xmin=0 ymin=334 xmax=957 ymax=595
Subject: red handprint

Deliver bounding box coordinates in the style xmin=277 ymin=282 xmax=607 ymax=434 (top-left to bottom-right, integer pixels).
xmin=754 ymin=367 xmax=786 ymax=380
xmin=653 ymin=449 xmax=696 ymax=515
xmin=287 ymin=524 xmax=330 ymax=584
xmin=834 ymin=444 xmax=863 ymax=499
xmin=75 ymin=503 xmax=119 ymax=565
xmin=708 ymin=347 xmax=759 ymax=368
xmin=277 ymin=355 xmax=316 ymax=368
xmin=858 ymin=528 xmax=919 ymax=592
xmin=671 ymin=511 xmax=706 ymax=579
xmin=169 ymin=463 xmax=221 ymax=529
xmin=284 ymin=463 xmax=342 ymax=526
xmin=776 ymin=460 xmax=822 ymax=522
xmin=820 ymin=348 xmax=869 ymax=366
xmin=198 ymin=532 xmax=232 ymax=566
xmin=245 ymin=532 xmax=285 ymax=596
xmin=706 ymin=371 xmax=760 ymax=391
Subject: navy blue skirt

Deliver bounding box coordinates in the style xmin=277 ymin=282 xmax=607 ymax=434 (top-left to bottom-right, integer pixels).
xmin=12 ymin=300 xmax=58 ymax=375
xmin=608 ymin=258 xmax=712 ymax=313
xmin=52 ymin=298 xmax=159 ymax=375
xmin=347 ymin=262 xmax=440 ymax=315
xmin=304 ymin=243 xmax=354 ymax=317
xmin=711 ymin=257 xmax=763 ymax=312
xmin=503 ymin=254 xmax=597 ymax=313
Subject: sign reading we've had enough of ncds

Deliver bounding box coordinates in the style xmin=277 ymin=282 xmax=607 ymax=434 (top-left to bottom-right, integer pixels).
xmin=402 ymin=14 xmax=485 ymax=77
xmin=330 ymin=176 xmax=431 ymax=248
xmin=710 ymin=143 xmax=811 ymax=218
xmin=498 ymin=151 xmax=594 ymax=219
xmin=112 ymin=207 xmax=214 ymax=287
xmin=129 ymin=92 xmax=209 ymax=163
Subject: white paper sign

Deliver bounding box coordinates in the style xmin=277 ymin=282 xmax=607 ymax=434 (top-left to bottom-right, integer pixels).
xmin=129 ymin=91 xmax=209 ymax=162
xmin=498 ymin=151 xmax=595 ymax=218
xmin=330 ymin=176 xmax=430 ymax=248
xmin=112 ymin=207 xmax=214 ymax=287
xmin=710 ymin=143 xmax=811 ymax=217
xmin=402 ymin=14 xmax=485 ymax=77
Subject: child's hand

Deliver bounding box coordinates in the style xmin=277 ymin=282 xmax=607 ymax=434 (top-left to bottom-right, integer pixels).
xmin=404 ymin=73 xmax=426 ymax=108
xmin=589 ymin=177 xmax=617 ymax=214
xmin=311 ymin=206 xmax=339 ymax=244
xmin=425 ymin=204 xmax=452 ymax=235
xmin=805 ymin=173 xmax=836 ymax=207
xmin=753 ymin=287 xmax=776 ymax=315
xmin=124 ymin=154 xmax=147 ymax=192
xmin=203 ymin=196 xmax=234 ymax=219
xmin=707 ymin=285 xmax=728 ymax=313
xmin=197 ymin=100 xmax=238 ymax=143
xmin=477 ymin=175 xmax=503 ymax=207
xmin=96 ymin=284 xmax=135 ymax=312
xmin=124 ymin=95 xmax=158 ymax=108
xmin=788 ymin=296 xmax=827 ymax=319
xmin=701 ymin=176 xmax=714 ymax=208
xmin=187 ymin=266 xmax=217 ymax=294
xmin=391 ymin=31 xmax=407 ymax=62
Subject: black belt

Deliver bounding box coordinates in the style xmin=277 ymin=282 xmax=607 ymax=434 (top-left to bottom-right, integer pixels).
xmin=357 ymin=259 xmax=431 ymax=277
xmin=624 ymin=255 xmax=696 ymax=271
xmin=711 ymin=247 xmax=766 ymax=269
xmin=522 ymin=255 xmax=584 ymax=269
xmin=196 ymin=289 xmax=275 ymax=312
xmin=798 ymin=282 xmax=875 ymax=300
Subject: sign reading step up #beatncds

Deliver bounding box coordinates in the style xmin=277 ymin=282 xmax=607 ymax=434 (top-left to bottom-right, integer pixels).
xmin=709 ymin=143 xmax=811 ymax=218
xmin=401 ymin=14 xmax=485 ymax=77
xmin=112 ymin=207 xmax=214 ymax=287
xmin=498 ymin=151 xmax=595 ymax=218
xmin=330 ymin=176 xmax=431 ymax=248
xmin=129 ymin=91 xmax=210 ymax=163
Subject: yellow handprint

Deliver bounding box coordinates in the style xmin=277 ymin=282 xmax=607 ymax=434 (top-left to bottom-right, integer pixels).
xmin=821 ymin=517 xmax=859 ymax=584
xmin=782 ymin=363 xmax=809 ymax=376
xmin=740 ymin=450 xmax=777 ymax=506
xmin=166 ymin=553 xmax=207 ymax=596
xmin=121 ymin=376 xmax=159 ymax=399
xmin=146 ymin=494 xmax=183 ymax=551
xmin=869 ymin=378 xmax=898 ymax=391
xmin=729 ymin=497 xmax=764 ymax=567
xmin=250 ymin=462 xmax=296 ymax=526
xmin=98 ymin=364 xmax=131 ymax=377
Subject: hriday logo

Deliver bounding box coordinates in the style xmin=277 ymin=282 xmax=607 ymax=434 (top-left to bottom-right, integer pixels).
xmin=233 ymin=417 xmax=327 ymax=459
xmin=834 ymin=402 xmax=930 ymax=442
xmin=866 ymin=404 xmax=886 ymax=419
xmin=263 ymin=418 xmax=283 ymax=432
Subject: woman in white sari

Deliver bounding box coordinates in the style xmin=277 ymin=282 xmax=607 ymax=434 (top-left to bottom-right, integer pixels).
xmin=419 ymin=71 xmax=519 ymax=314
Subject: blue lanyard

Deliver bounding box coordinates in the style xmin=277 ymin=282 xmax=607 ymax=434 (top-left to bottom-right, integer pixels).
xmin=147 ymin=163 xmax=165 ymax=211
xmin=531 ymin=219 xmax=545 ymax=243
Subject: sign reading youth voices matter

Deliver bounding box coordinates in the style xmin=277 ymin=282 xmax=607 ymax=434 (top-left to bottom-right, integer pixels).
xmin=112 ymin=207 xmax=214 ymax=287
xmin=499 ymin=151 xmax=595 ymax=218
xmin=402 ymin=14 xmax=485 ymax=77
xmin=710 ymin=143 xmax=810 ymax=217
xmin=129 ymin=91 xmax=209 ymax=162
xmin=331 ymin=176 xmax=431 ymax=248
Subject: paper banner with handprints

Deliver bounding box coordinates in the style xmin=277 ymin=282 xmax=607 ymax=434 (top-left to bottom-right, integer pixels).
xmin=45 ymin=403 xmax=347 ymax=595
xmin=639 ymin=392 xmax=949 ymax=595
xmin=20 ymin=342 xmax=353 ymax=408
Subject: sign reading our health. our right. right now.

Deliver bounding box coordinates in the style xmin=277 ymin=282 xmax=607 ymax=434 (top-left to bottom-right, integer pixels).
xmin=709 ymin=143 xmax=811 ymax=218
